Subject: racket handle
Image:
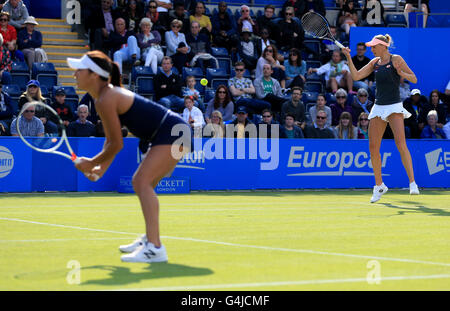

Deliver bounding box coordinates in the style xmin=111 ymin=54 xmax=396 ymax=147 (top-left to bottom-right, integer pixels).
xmin=335 ymin=40 xmax=345 ymax=49
xmin=73 ymin=158 xmax=81 ymax=165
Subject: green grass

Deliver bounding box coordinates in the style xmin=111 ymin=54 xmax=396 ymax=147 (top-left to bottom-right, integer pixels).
xmin=0 ymin=190 xmax=449 ymax=291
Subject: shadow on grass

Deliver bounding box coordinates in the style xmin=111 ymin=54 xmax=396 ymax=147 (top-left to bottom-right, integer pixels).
xmin=380 ymin=203 xmax=450 ymax=217
xmin=80 ymin=263 xmax=213 ymax=286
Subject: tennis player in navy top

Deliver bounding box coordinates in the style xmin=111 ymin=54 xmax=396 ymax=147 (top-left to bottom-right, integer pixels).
xmin=68 ymin=50 xmax=190 ymax=263
xmin=342 ymin=34 xmax=420 ymax=203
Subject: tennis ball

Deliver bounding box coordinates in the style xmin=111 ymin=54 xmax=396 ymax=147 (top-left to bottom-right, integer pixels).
xmin=51 ymin=138 xmax=57 ymax=143
xmin=200 ymin=78 xmax=208 ymax=86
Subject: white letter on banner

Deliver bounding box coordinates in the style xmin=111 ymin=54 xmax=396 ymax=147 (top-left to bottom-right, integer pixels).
xmin=288 ymin=146 xmax=304 ymax=168
xmin=355 ymin=152 xmax=368 ymax=168
xmin=339 ymin=152 xmax=354 ymax=174
xmin=381 ymin=153 xmax=392 ymax=168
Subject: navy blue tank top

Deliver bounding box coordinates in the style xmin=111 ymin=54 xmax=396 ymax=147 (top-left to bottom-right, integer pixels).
xmin=119 ymin=93 xmax=178 ymax=140
xmin=373 ymin=55 xmax=401 ymax=106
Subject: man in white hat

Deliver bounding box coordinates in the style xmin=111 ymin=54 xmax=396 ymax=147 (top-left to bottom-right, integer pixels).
xmin=17 ymin=16 xmax=45 ymax=69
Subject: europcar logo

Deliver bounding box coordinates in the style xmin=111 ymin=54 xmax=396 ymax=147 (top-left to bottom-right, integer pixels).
xmin=287 ymin=146 xmax=391 ymax=176
xmin=0 ymin=146 xmax=14 ymax=178
xmin=425 ymin=148 xmax=450 ymax=175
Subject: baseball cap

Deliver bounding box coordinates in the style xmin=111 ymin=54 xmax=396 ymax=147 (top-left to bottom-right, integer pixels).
xmin=55 ymin=87 xmax=66 ymax=96
xmin=27 ymin=80 xmax=40 ymax=88
xmin=237 ymin=106 xmax=247 ymax=114
xmin=411 ymin=89 xmax=421 ymax=96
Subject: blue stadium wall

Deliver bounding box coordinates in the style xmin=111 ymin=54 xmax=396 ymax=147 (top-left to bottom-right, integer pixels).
xmin=26 ymin=0 xmax=61 ymax=19
xmin=1 ymin=137 xmax=449 ymax=192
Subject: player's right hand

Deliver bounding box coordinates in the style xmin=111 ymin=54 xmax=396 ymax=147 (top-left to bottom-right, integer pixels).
xmin=341 ymin=47 xmax=351 ymax=58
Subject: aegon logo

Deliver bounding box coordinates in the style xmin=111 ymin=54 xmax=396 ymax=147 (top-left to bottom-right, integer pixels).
xmin=176 ymin=150 xmax=206 ymax=170
xmin=287 ymin=146 xmax=391 ymax=176
xmin=425 ymin=148 xmax=450 ymax=175
xmin=0 ymin=146 xmax=14 ymax=178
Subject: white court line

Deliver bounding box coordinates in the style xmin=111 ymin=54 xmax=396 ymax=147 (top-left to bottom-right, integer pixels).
xmin=0 ymin=217 xmax=449 ymax=268
xmin=0 ymin=237 xmax=133 ymax=243
xmin=117 ymin=274 xmax=450 ymax=291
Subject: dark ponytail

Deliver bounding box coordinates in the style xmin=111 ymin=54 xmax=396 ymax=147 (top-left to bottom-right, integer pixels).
xmin=86 ymin=50 xmax=122 ymax=87
xmin=110 ymin=62 xmax=122 ymax=87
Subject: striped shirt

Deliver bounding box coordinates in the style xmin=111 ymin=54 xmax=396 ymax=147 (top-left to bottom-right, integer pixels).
xmin=10 ymin=116 xmax=44 ymax=136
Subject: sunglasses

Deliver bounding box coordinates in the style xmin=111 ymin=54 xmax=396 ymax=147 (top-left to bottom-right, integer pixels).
xmin=336 ymin=96 xmax=346 ymax=99
xmin=241 ymin=9 xmax=249 ymax=12
xmin=266 ymin=50 xmax=273 ymax=53
xmin=171 ymin=25 xmax=180 ymax=28
xmin=0 ymin=19 xmax=8 ymax=22
xmin=262 ymin=115 xmax=271 ymax=118
xmin=235 ymin=68 xmax=245 ymax=72
xmin=149 ymin=5 xmax=157 ymax=8
xmin=24 ymin=110 xmax=35 ymax=113
xmin=285 ymin=13 xmax=293 ymax=16
xmin=360 ymin=118 xmax=369 ymax=121
xmin=217 ymin=91 xmax=227 ymax=94
xmin=316 ymin=116 xmax=326 ymax=120
xmin=358 ymin=94 xmax=367 ymax=97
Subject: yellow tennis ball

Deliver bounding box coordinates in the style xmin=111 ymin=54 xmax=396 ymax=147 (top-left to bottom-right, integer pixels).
xmin=200 ymin=78 xmax=208 ymax=86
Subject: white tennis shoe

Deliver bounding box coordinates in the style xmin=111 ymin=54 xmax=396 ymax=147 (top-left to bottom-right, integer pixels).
xmin=410 ymin=182 xmax=420 ymax=195
xmin=370 ymin=183 xmax=388 ymax=203
xmin=121 ymin=242 xmax=168 ymax=263
xmin=119 ymin=234 xmax=147 ymax=253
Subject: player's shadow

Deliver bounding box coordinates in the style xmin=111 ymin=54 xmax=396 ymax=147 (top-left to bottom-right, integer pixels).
xmin=80 ymin=263 xmax=213 ymax=286
xmin=380 ymin=202 xmax=450 ymax=217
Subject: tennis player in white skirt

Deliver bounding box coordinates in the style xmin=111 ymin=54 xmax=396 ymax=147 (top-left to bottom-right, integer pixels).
xmin=342 ymin=34 xmax=420 ymax=203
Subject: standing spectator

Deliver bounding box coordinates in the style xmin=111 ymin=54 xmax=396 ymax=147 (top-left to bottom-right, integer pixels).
xmin=204 ymin=84 xmax=234 ymax=123
xmin=186 ymin=20 xmax=212 ymax=73
xmin=228 ymin=61 xmax=270 ymax=115
xmin=231 ymin=106 xmax=255 ymax=139
xmin=403 ymin=88 xmax=428 ymax=137
xmin=308 ymin=50 xmax=354 ymax=94
xmin=182 ymin=75 xmax=204 ymax=111
xmin=302 ymin=0 xmax=326 ymax=18
xmin=361 ymin=0 xmax=385 ymax=27
xmin=168 ymin=1 xmax=190 ymax=34
xmin=337 ymin=0 xmax=358 ymax=37
xmin=182 ymin=95 xmax=204 ymax=137
xmin=153 ymin=56 xmax=184 ymax=111
xmin=165 ymin=19 xmax=190 ymax=73
xmin=404 ymin=0 xmax=429 ymax=28
xmin=237 ymin=27 xmax=258 ymax=71
xmin=0 ymin=82 xmax=13 ymax=135
xmin=420 ymin=110 xmax=446 ymax=139
xmin=255 ymin=45 xmax=286 ymax=88
xmin=125 ymin=0 xmax=144 ymax=33
xmin=278 ymin=6 xmax=304 ymax=52
xmin=281 ymin=113 xmax=304 ymax=138
xmin=351 ymin=88 xmax=373 ymax=126
xmin=335 ymin=111 xmax=358 ymax=139
xmin=203 ymin=110 xmax=225 ymax=138
xmin=281 ymin=86 xmax=305 ymax=129
xmin=10 ymin=105 xmax=44 ymax=137
xmin=17 ymin=16 xmax=44 ymax=70
xmin=357 ymin=112 xmax=369 ymax=139
xmin=50 ymin=87 xmax=75 ymax=127
xmin=105 ymin=17 xmax=140 ymax=74
xmin=0 ymin=33 xmax=12 ymax=85
xmin=67 ymin=104 xmax=97 ymax=137
xmin=189 ymin=1 xmax=212 ymax=37
xmin=351 ymin=42 xmax=373 ymax=91
xmin=256 ymin=5 xmax=280 ymax=41
xmin=303 ymin=109 xmax=336 ymax=138
xmin=2 ymin=0 xmax=29 ymax=30
xmin=237 ymin=5 xmax=257 ymax=35
xmin=330 ymin=88 xmax=353 ymax=126
xmin=422 ymin=90 xmax=448 ymax=129
xmin=254 ymin=63 xmax=286 ymax=113
xmin=308 ymin=93 xmax=332 ymax=128
xmin=211 ymin=2 xmax=238 ymax=52
xmin=136 ymin=17 xmax=163 ymax=74
xmin=284 ymin=48 xmax=306 ymax=88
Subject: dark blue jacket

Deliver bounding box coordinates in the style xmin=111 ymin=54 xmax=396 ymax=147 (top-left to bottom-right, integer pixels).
xmin=104 ymin=30 xmax=136 ymax=54
xmin=17 ymin=29 xmax=42 ymax=50
xmin=420 ymin=126 xmax=447 ymax=139
xmin=185 ymin=32 xmax=211 ymax=55
xmin=210 ymin=12 xmax=237 ymax=37
xmin=0 ymin=91 xmax=13 ymax=120
xmin=281 ymin=125 xmax=304 ymax=138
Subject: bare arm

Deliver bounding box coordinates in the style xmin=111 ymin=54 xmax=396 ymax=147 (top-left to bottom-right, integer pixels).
xmin=342 ymin=47 xmax=377 ymax=81
xmin=392 ymin=54 xmax=417 ymax=84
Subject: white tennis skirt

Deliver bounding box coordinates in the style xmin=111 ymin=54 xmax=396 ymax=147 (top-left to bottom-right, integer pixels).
xmin=368 ymin=102 xmax=411 ymax=122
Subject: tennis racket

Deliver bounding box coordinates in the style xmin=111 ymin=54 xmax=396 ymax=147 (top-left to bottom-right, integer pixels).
xmin=301 ymin=12 xmax=345 ymax=49
xmin=16 ymin=101 xmax=100 ymax=181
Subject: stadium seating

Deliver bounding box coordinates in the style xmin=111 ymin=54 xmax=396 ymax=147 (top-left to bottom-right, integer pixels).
xmin=204 ymin=88 xmax=215 ymax=103
xmin=304 ymin=39 xmax=322 ymax=58
xmin=206 ymin=68 xmax=229 ymax=90
xmin=135 ymin=76 xmax=154 ymax=98
xmin=302 ymin=91 xmax=319 ymax=104
xmin=304 ymin=81 xmax=324 ymax=93
xmin=10 ymin=61 xmax=30 ymax=91
xmin=182 ymin=66 xmax=203 ymax=80
xmin=325 ymin=92 xmax=337 ymax=105
xmin=385 ymin=14 xmax=408 ymax=27
xmin=31 ymin=62 xmax=58 ymax=90
xmin=3 ymin=84 xmax=21 ymax=115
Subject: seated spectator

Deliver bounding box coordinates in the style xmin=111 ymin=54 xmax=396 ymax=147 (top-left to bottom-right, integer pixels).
xmin=0 ymin=12 xmax=17 ymax=55
xmin=211 ymin=1 xmax=239 ymax=52
xmin=78 ymin=93 xmax=99 ymax=124
xmin=67 ymin=104 xmax=96 ymax=137
xmin=254 ymin=63 xmax=286 ymax=113
xmin=153 ymin=56 xmax=184 ymax=111
xmin=351 ymin=42 xmax=373 ymax=91
xmin=231 ymin=106 xmax=255 ymax=138
xmin=0 ymin=82 xmax=13 ymax=135
xmin=182 ymin=75 xmax=204 ymax=111
xmin=335 ymin=111 xmax=358 ymax=139
xmin=404 ymin=0 xmax=429 ymax=28
xmin=308 ymin=50 xmax=354 ymax=94
xmin=281 ymin=113 xmax=304 ymax=138
xmin=422 ymin=90 xmax=447 ymax=129
xmin=50 ymin=87 xmax=75 ymax=127
xmin=337 ymin=0 xmax=358 ymax=37
xmin=146 ymin=0 xmax=170 ymax=38
xmin=255 ymin=45 xmax=286 ymax=88
xmin=361 ymin=0 xmax=385 ymax=27
xmin=0 ymin=33 xmax=12 ymax=86
xmin=278 ymin=6 xmax=304 ymax=52
xmin=420 ymin=110 xmax=446 ymax=139
xmin=444 ymin=120 xmax=450 ymax=140
xmin=308 ymin=93 xmax=332 ymax=128
xmin=205 ymin=84 xmax=234 ymax=123
xmin=136 ymin=17 xmax=163 ymax=73
xmin=182 ymin=95 xmax=204 ymax=137
xmin=330 ymin=88 xmax=353 ymax=126
xmin=105 ymin=17 xmax=139 ymax=74
xmin=399 ymin=78 xmax=411 ymax=102
xmin=228 ymin=61 xmax=270 ymax=116
xmin=258 ymin=109 xmax=283 ymax=138
xmin=403 ymin=88 xmax=428 ymax=137
xmin=237 ymin=27 xmax=258 ymax=71
xmin=351 ymin=88 xmax=373 ymax=126
xmin=203 ymin=110 xmax=225 ymax=138
xmin=165 ymin=19 xmax=191 ymax=73
xmin=320 ymin=26 xmax=340 ymax=64
xmin=303 ymin=109 xmax=336 ymax=138
xmin=189 ymin=1 xmax=212 ymax=37
xmin=357 ymin=112 xmax=369 ymax=139
xmin=301 ymin=0 xmax=326 ymax=18
xmin=255 ymin=27 xmax=278 ymax=60
xmin=17 ymin=16 xmax=44 ymax=70
xmin=284 ymin=48 xmax=306 ymax=88
xmin=186 ymin=20 xmax=214 ymax=73
xmin=256 ymin=5 xmax=280 ymax=41
xmin=124 ymin=0 xmax=144 ymax=33
xmin=281 ymin=86 xmax=305 ymax=129
xmin=2 ymin=0 xmax=29 ymax=30
xmin=282 ymin=0 xmax=305 ymax=19
xmin=237 ymin=5 xmax=257 ymax=35
xmin=154 ymin=0 xmax=172 ymax=31
xmin=168 ymin=1 xmax=190 ymax=34
xmin=10 ymin=105 xmax=44 ymax=137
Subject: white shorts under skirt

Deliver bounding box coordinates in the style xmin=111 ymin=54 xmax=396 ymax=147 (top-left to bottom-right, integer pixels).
xmin=368 ymin=102 xmax=411 ymax=122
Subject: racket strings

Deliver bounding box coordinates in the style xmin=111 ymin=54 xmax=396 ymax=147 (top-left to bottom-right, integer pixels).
xmin=301 ymin=12 xmax=332 ymax=39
